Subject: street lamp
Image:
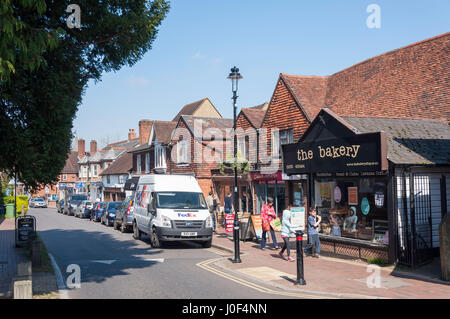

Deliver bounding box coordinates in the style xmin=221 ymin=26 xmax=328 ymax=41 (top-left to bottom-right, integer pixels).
xmin=227 ymin=66 xmax=243 ymax=263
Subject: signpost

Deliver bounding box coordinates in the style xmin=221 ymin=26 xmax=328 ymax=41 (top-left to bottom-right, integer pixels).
xmin=291 ymin=207 xmax=306 ymax=232
xmin=16 ymin=215 xmax=36 ymax=247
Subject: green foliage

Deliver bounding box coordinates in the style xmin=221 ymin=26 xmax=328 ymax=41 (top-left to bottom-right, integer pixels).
xmin=0 ymin=0 xmax=170 ymax=190
xmin=0 ymin=195 xmax=29 ymax=214
xmin=219 ymin=153 xmax=250 ymax=176
xmin=367 ymin=257 xmax=388 ymax=265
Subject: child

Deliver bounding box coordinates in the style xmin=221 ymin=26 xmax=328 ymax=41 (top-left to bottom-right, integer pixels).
xmin=279 ymin=204 xmax=295 ymax=261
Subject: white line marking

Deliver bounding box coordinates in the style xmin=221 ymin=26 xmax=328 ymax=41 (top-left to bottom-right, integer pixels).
xmin=143 ymin=258 xmax=164 ymax=263
xmin=91 ymin=260 xmax=116 ymax=265
xmin=48 ymin=253 xmax=69 ymax=299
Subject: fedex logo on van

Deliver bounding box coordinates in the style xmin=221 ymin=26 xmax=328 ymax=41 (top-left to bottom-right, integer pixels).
xmin=177 ymin=213 xmax=197 ymax=218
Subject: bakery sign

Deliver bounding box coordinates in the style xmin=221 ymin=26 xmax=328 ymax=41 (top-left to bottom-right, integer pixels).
xmin=282 ymin=132 xmax=387 ymax=174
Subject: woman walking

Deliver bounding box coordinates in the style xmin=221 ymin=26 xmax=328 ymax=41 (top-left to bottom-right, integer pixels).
xmin=279 ymin=204 xmax=295 ymax=261
xmin=260 ymin=197 xmax=279 ymax=250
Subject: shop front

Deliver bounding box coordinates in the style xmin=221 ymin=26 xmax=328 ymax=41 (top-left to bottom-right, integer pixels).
xmin=251 ymin=171 xmax=286 ymax=217
xmin=282 ymin=111 xmax=391 ymax=262
xmin=283 ymin=109 xmax=450 ymax=266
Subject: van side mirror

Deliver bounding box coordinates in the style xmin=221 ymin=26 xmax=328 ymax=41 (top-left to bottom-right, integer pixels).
xmin=147 ymin=203 xmax=156 ymax=215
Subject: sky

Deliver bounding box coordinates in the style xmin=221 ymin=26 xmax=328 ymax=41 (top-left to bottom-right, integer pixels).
xmin=72 ymin=0 xmax=450 ymax=149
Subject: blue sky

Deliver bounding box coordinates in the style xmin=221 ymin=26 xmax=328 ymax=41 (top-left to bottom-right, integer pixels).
xmin=73 ymin=0 xmax=450 ymax=148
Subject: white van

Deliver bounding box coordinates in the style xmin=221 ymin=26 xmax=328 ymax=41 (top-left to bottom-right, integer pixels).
xmin=132 ymin=174 xmax=213 ymax=248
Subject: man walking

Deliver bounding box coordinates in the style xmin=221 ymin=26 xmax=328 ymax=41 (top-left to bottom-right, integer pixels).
xmin=307 ymin=208 xmax=322 ymax=258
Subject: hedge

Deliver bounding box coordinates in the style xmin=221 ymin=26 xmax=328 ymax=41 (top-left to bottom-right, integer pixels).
xmin=0 ymin=195 xmax=29 ymax=214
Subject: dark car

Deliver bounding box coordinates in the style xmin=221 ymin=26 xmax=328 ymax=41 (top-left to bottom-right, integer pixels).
xmin=91 ymin=202 xmax=107 ymax=222
xmin=57 ymin=199 xmax=65 ymax=213
xmin=65 ymin=194 xmax=88 ymax=215
xmin=101 ymin=202 xmax=122 ymax=226
xmin=113 ymin=197 xmax=134 ymax=233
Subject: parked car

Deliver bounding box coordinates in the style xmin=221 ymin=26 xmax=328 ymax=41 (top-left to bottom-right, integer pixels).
xmin=101 ymin=201 xmax=122 ymax=226
xmin=91 ymin=202 xmax=107 ymax=222
xmin=29 ymin=197 xmax=41 ymax=208
xmin=57 ymin=199 xmax=65 ymax=213
xmin=33 ymin=197 xmax=47 ymax=208
xmin=113 ymin=197 xmax=134 ymax=233
xmin=132 ymin=174 xmax=213 ymax=248
xmin=75 ymin=200 xmax=93 ymax=218
xmin=65 ymin=194 xmax=88 ymax=216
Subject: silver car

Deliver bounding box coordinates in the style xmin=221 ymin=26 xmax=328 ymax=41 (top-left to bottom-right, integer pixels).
xmin=33 ymin=198 xmax=47 ymax=208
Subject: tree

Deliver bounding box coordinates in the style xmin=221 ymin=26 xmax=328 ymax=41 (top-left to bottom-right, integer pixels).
xmin=0 ymin=0 xmax=170 ymax=190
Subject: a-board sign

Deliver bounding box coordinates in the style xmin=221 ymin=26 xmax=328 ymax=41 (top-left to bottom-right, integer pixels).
xmin=251 ymin=215 xmax=263 ymax=239
xmin=291 ymin=207 xmax=305 ymax=232
xmin=17 ymin=216 xmax=36 ymax=242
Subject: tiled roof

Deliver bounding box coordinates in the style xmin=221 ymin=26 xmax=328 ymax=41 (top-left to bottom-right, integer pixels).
xmin=342 ymin=116 xmax=450 ymax=165
xmin=241 ymin=103 xmax=269 ymax=128
xmin=281 ymin=32 xmax=450 ymax=123
xmin=180 ymin=116 xmax=234 ymax=139
xmin=281 ymin=75 xmax=328 ymax=121
xmin=102 ymin=138 xmax=140 ymax=151
xmin=61 ymin=151 xmax=79 ymax=174
xmin=172 ymin=98 xmax=218 ymax=122
xmin=153 ymin=121 xmax=177 ymax=144
xmin=100 ymin=151 xmax=133 ymax=176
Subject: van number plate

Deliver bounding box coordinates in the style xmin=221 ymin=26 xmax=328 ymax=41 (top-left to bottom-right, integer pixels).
xmin=181 ymin=232 xmax=197 ymax=237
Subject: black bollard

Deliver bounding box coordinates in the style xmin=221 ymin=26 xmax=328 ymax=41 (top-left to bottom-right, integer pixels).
xmin=294 ymin=230 xmax=306 ymax=285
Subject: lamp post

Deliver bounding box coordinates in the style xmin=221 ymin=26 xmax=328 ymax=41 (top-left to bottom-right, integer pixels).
xmin=227 ymin=66 xmax=243 ymax=263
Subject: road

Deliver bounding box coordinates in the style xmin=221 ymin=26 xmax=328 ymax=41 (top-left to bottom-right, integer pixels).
xmin=32 ymin=207 xmax=291 ymax=299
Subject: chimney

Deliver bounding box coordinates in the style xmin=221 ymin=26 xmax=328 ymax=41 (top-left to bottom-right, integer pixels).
xmin=90 ymin=140 xmax=97 ymax=154
xmin=128 ymin=128 xmax=136 ymax=141
xmin=139 ymin=120 xmax=153 ymax=145
xmin=78 ymin=139 xmax=85 ymax=158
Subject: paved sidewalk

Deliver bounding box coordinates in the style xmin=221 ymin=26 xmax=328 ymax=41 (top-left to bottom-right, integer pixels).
xmin=211 ymin=227 xmax=450 ymax=299
xmin=0 ymin=218 xmax=58 ymax=299
xmin=0 ymin=218 xmax=27 ymax=298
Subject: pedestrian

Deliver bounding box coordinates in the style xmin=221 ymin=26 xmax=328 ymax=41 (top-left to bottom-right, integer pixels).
xmin=206 ymin=192 xmax=216 ymax=232
xmin=224 ymin=192 xmax=233 ymax=214
xmin=306 ymin=208 xmax=322 ymax=258
xmin=212 ymin=193 xmax=221 ymax=227
xmin=260 ymin=197 xmax=279 ymax=250
xmin=279 ymin=204 xmax=295 ymax=261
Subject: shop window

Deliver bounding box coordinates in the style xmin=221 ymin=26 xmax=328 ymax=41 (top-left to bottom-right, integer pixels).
xmin=314 ymin=176 xmax=388 ymax=244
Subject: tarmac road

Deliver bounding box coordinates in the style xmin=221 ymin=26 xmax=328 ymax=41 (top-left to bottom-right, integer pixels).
xmin=31 ymin=207 xmax=293 ymax=299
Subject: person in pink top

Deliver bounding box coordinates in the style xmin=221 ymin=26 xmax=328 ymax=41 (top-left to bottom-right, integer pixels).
xmin=260 ymin=197 xmax=279 ymax=250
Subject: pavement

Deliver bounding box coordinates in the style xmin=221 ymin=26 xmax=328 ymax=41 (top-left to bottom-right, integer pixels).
xmin=210 ymin=227 xmax=450 ymax=299
xmin=0 ymin=217 xmax=58 ymax=299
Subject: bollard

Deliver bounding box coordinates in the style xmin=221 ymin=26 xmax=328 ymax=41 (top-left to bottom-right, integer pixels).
xmin=294 ymin=230 xmax=306 ymax=285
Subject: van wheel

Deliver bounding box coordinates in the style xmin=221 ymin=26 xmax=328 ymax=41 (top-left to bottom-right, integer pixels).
xmin=201 ymin=239 xmax=212 ymax=248
xmin=133 ymin=221 xmax=141 ymax=240
xmin=150 ymin=227 xmax=161 ymax=248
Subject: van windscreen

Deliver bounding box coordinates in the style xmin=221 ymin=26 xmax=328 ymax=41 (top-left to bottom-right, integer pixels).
xmin=155 ymin=192 xmax=207 ymax=210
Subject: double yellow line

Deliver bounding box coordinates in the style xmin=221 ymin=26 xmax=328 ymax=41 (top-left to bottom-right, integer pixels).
xmin=196 ymin=257 xmax=336 ymax=299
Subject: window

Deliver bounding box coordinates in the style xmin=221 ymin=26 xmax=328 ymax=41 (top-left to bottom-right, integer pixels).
xmin=63 ymin=174 xmax=67 ymax=181
xmin=137 ymin=154 xmax=142 ymax=174
xmin=280 ymin=129 xmax=293 ymax=145
xmin=93 ymin=165 xmax=98 ymax=177
xmin=106 ymin=175 xmax=110 ymax=184
xmin=177 ymin=139 xmax=189 ymax=164
xmin=314 ymin=176 xmax=388 ymax=243
xmin=237 ymin=136 xmax=248 ymax=159
xmin=155 ymin=145 xmax=166 ymax=168
xmin=271 ymin=129 xmax=280 ymax=156
xmin=83 ymin=166 xmax=88 ymax=178
xmin=119 ymin=175 xmax=125 ymax=184
xmin=145 ymin=153 xmax=150 ymax=173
